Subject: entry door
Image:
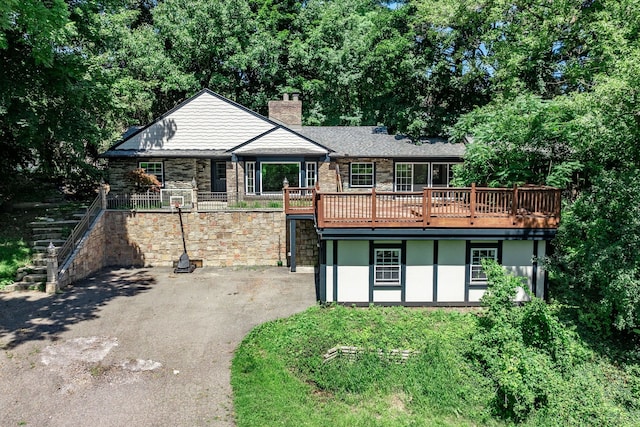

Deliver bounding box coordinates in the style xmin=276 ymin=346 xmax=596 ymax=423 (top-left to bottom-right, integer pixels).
xmin=212 ymin=161 xmax=227 ymax=192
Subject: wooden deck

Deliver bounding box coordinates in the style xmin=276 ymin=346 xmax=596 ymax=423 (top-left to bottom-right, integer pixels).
xmin=285 ymin=185 xmax=561 ymax=229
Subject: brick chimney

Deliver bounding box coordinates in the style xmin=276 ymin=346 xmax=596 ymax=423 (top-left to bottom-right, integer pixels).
xmin=268 ymin=93 xmax=302 ymax=128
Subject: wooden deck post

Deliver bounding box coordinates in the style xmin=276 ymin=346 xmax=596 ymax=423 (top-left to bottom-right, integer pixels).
xmin=371 ymin=187 xmax=377 ymax=227
xmin=470 ymin=183 xmax=476 ymax=225
xmin=423 ymin=187 xmax=430 ymax=226
xmin=316 ymin=193 xmax=324 ymax=228
xmin=511 ymin=184 xmax=519 ymax=224
xmin=284 ymin=187 xmax=290 ymax=213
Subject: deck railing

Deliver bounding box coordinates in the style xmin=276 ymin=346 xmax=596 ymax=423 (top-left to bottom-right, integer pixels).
xmin=106 ymin=191 xmax=285 ymax=211
xmin=285 ymin=185 xmax=561 ymax=229
xmin=197 ymin=192 xmax=283 ymax=211
xmin=57 ymin=192 xmax=103 ymax=266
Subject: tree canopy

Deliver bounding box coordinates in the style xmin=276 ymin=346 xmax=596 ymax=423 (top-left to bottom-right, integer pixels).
xmin=1 ymin=0 xmax=639 ymax=334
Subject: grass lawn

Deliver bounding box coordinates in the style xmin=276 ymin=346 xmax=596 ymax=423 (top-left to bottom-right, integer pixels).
xmin=232 ymin=305 xmax=640 ymax=427
xmin=0 ymin=210 xmax=35 ymax=289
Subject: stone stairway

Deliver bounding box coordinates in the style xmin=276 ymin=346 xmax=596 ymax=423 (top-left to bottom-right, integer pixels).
xmin=6 ymin=206 xmax=86 ymax=291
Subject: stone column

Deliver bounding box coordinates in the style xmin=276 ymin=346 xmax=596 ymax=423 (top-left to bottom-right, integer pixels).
xmin=191 ymin=177 xmax=198 ymax=212
xmin=46 ymin=242 xmax=59 ymax=294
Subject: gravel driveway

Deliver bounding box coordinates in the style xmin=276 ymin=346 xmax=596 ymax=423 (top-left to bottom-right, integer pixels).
xmin=0 ymin=266 xmax=316 ymax=426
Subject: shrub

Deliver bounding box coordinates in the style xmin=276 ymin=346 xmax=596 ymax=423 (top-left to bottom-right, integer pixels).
xmin=471 ymin=260 xmax=585 ymax=422
xmin=125 ymin=168 xmax=161 ymax=192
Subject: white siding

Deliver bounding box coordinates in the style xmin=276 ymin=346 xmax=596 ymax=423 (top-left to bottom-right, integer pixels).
xmin=326 ymin=241 xmax=334 ymax=301
xmin=437 ymin=241 xmax=466 ymax=302
xmin=234 ymin=128 xmax=327 ymax=154
xmin=405 ymin=241 xmax=433 ymax=302
xmin=337 ymin=241 xmax=369 ymax=302
xmin=117 ymin=92 xmax=274 ymax=151
xmin=374 ymin=290 xmax=402 ymax=302
xmin=468 ymin=288 xmax=486 ymax=302
xmin=535 ymin=241 xmax=546 ymax=299
xmin=503 ymin=240 xmax=534 ymax=302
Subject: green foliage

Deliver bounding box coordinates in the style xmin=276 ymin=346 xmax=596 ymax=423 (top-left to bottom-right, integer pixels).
xmin=0 ymin=239 xmax=30 ymax=288
xmin=125 ymin=168 xmax=161 ymax=192
xmin=471 ymin=260 xmax=589 ymax=422
xmin=233 ymin=306 xmax=494 ymax=426
xmin=553 ymin=170 xmax=640 ymax=334
xmin=233 ymin=303 xmax=640 ymax=426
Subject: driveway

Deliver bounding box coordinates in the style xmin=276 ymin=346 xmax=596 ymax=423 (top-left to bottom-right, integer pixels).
xmin=0 ymin=266 xmax=317 ymax=426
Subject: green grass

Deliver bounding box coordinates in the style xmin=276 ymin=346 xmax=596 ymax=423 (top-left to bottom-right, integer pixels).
xmin=232 ymin=305 xmax=640 ymax=427
xmin=0 ymin=239 xmax=31 ymax=288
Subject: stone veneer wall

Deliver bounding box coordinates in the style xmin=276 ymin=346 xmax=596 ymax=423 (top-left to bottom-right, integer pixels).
xmin=103 ymin=210 xmax=289 ymax=267
xmin=108 ymin=158 xmax=204 ymax=193
xmin=336 ymin=158 xmax=394 ymax=192
xmin=59 ymin=212 xmax=108 ymax=286
xmin=288 ymin=219 xmax=318 ymax=266
xmin=317 ymin=161 xmax=337 ymax=191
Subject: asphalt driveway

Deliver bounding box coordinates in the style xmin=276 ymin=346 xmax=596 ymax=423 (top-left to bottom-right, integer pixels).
xmin=0 ymin=266 xmax=317 ymax=426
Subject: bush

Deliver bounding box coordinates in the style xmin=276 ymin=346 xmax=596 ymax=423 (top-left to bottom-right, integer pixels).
xmin=471 ymin=260 xmax=585 ymax=422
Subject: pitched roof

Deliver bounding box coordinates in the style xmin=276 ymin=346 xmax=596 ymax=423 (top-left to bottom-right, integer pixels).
xmin=103 ymin=89 xmax=331 ymax=158
xmin=297 ymin=126 xmax=465 ymax=158
xmin=102 ymin=90 xmax=464 ymax=160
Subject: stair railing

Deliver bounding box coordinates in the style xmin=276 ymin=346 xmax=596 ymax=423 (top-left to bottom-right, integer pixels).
xmin=56 ymin=189 xmax=104 ymax=267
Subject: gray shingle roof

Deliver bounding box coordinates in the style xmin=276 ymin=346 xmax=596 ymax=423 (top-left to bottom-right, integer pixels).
xmin=100 ymin=149 xmax=230 ymax=159
xmin=297 ymin=126 xmax=465 ymax=158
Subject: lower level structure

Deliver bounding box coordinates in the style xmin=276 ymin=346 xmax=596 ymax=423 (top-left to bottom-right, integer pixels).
xmin=286 ymin=185 xmax=559 ymax=306
xmin=316 ymin=232 xmax=549 ymax=306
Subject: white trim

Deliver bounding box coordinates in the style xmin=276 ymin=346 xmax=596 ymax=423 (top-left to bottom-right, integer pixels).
xmin=138 ymin=161 xmax=164 ymax=187
xmin=374 ymin=248 xmax=401 ymax=286
xmin=245 ymin=161 xmax=256 ymax=194
xmin=305 ymin=162 xmax=317 ymax=188
xmin=350 ymin=162 xmax=374 ymax=188
xmin=470 ymin=247 xmax=498 ymax=283
xmin=259 ymin=161 xmax=301 ymax=193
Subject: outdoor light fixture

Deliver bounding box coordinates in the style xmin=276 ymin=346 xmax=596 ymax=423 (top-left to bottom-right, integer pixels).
xmin=191 ymin=177 xmax=197 ymax=188
xmin=283 ymin=177 xmax=289 ymax=187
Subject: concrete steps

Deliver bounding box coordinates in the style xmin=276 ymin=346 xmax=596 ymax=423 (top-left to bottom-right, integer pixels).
xmin=6 ymin=205 xmax=88 ymax=292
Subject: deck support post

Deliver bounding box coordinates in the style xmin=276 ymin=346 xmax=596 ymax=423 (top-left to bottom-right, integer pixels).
xmin=371 ymin=187 xmax=377 ymax=227
xmin=470 ymin=183 xmax=476 ymax=225
xmin=289 ymin=219 xmax=297 ymax=272
xmin=511 ymin=184 xmax=519 ymax=225
xmin=423 ymin=187 xmax=430 ymax=226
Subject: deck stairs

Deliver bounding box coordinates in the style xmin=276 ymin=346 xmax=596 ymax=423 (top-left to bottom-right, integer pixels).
xmin=8 ymin=206 xmax=86 ymax=291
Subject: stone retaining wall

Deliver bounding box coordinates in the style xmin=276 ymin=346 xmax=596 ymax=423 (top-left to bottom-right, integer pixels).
xmin=57 ymin=210 xmax=319 ymax=285
xmin=103 ymin=210 xmax=289 ymax=267
xmin=59 ymin=212 xmax=108 ymax=286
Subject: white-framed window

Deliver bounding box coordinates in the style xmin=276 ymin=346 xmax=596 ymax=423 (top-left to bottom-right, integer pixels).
xmin=139 ymin=161 xmax=164 ymax=186
xmin=395 ymin=162 xmax=429 ymax=191
xmin=246 ymin=161 xmax=256 ymax=194
xmin=261 ymin=162 xmax=300 ymax=192
xmin=431 ymin=163 xmax=460 ymax=187
xmin=470 ymin=247 xmax=498 ymax=283
xmin=305 ymin=162 xmax=317 ymax=188
xmin=374 ymin=248 xmax=401 ymax=286
xmin=350 ymin=162 xmax=374 ymax=187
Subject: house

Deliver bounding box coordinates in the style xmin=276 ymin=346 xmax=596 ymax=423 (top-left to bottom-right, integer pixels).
xmin=102 ymin=89 xmax=560 ymax=306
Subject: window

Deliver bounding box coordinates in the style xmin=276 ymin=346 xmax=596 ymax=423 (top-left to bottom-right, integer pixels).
xmin=139 ymin=161 xmax=163 ymax=186
xmin=374 ymin=248 xmax=401 ymax=286
xmin=470 ymin=248 xmax=498 ymax=283
xmin=350 ymin=162 xmax=374 ymax=187
xmin=261 ymin=162 xmax=300 ymax=192
xmin=246 ymin=162 xmax=256 ymax=194
xmin=395 ymin=162 xmax=428 ymax=191
xmin=431 ymin=163 xmax=461 ymax=187
xmin=305 ymin=162 xmax=317 ymax=188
